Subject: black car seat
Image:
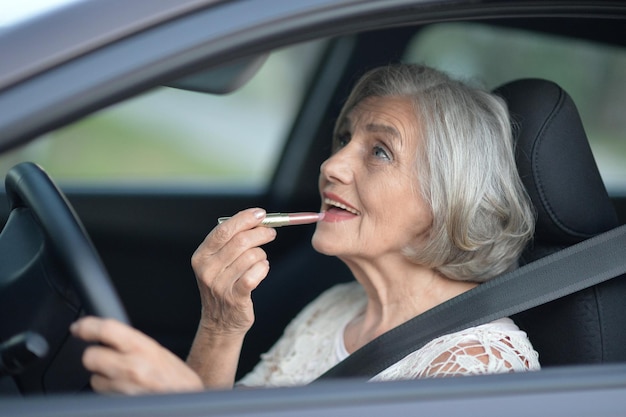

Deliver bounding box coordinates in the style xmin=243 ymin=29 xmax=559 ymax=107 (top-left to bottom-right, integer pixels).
xmin=496 ymin=79 xmax=626 ymax=366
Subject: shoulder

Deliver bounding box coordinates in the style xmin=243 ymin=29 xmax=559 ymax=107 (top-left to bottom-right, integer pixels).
xmin=435 ymin=318 xmax=540 ymax=372
xmin=373 ymin=318 xmax=540 ymax=381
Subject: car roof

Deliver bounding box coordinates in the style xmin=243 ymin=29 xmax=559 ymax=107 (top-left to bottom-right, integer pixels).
xmin=0 ymin=0 xmax=222 ymax=91
xmin=5 ymin=0 xmax=624 ymax=93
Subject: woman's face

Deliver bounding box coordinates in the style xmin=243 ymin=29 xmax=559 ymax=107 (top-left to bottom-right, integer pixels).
xmin=312 ymin=95 xmax=433 ymax=263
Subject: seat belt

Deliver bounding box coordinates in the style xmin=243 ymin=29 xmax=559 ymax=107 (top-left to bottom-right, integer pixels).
xmin=316 ymin=224 xmax=626 ymax=380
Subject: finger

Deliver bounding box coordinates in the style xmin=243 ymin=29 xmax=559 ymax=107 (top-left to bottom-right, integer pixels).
xmin=89 ymin=373 xmax=109 ymax=394
xmin=233 ymin=258 xmax=271 ymax=298
xmin=81 ymin=344 xmax=122 ymax=377
xmin=210 ymin=248 xmax=270 ymax=298
xmin=194 ymin=228 xmax=276 ymax=286
xmin=191 ymin=209 xmax=273 ymax=276
xmin=212 ymin=227 xmax=276 ymax=268
xmin=86 ymin=350 xmax=155 ymax=396
xmin=201 ymin=208 xmax=266 ymax=254
xmin=90 ymin=373 xmax=145 ymax=396
xmin=224 ymin=247 xmax=269 ymax=288
xmin=90 ymin=373 xmax=118 ymax=395
xmin=71 ymin=317 xmax=153 ymax=352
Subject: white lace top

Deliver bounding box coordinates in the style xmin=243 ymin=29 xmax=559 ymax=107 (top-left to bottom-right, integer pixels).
xmin=238 ymin=282 xmax=540 ymax=387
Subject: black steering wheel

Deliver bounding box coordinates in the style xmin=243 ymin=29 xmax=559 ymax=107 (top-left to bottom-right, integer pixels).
xmin=0 ymin=162 xmax=129 ymax=394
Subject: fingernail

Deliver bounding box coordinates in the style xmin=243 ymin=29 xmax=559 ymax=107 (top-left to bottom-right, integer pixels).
xmin=254 ymin=209 xmax=266 ymax=219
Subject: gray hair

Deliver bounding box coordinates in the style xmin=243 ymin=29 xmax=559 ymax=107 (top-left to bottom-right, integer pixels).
xmin=335 ymin=64 xmax=535 ymax=282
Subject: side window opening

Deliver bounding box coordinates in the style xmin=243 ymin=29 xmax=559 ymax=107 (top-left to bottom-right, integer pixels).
xmin=0 ymin=40 xmax=327 ymax=190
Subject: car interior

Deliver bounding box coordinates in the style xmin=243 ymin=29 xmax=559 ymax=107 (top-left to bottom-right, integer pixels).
xmin=0 ymin=13 xmax=625 ymax=395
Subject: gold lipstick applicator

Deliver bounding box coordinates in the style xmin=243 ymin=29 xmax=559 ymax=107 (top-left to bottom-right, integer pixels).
xmin=217 ymin=212 xmax=325 ymax=227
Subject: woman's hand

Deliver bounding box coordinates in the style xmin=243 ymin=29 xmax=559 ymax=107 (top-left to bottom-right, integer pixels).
xmin=191 ymin=208 xmax=276 ymax=337
xmin=70 ymin=317 xmax=203 ymax=395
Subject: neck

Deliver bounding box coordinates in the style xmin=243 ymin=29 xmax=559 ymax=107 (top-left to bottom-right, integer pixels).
xmin=341 ymin=254 xmax=477 ymax=353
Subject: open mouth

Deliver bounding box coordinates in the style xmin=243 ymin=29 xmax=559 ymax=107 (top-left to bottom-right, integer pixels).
xmin=324 ymin=197 xmax=361 ymax=215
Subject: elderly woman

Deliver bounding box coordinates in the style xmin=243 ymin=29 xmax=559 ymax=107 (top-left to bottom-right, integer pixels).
xmin=71 ymin=64 xmax=539 ymax=394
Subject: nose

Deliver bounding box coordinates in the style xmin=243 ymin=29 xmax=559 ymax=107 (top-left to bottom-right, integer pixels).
xmin=320 ymin=145 xmax=354 ymax=185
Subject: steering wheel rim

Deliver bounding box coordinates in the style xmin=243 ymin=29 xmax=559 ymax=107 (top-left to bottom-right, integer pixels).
xmin=5 ymin=162 xmax=129 ymax=323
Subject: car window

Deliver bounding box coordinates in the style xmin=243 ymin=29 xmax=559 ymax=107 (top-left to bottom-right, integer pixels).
xmin=404 ymin=23 xmax=626 ymax=196
xmin=0 ymin=40 xmax=326 ymax=190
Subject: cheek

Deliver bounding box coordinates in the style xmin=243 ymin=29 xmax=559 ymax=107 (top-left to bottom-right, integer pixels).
xmin=368 ymin=173 xmax=422 ymax=215
xmin=380 ymin=180 xmax=432 ymax=237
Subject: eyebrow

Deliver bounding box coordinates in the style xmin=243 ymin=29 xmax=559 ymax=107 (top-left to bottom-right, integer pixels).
xmin=365 ymin=123 xmax=401 ymax=139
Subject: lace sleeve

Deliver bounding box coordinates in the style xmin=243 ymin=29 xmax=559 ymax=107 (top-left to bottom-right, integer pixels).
xmin=418 ymin=334 xmax=535 ymax=377
xmin=372 ymin=318 xmax=540 ymax=381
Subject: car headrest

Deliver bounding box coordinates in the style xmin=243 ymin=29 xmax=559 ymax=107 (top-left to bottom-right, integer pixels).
xmin=494 ymin=79 xmax=618 ymax=251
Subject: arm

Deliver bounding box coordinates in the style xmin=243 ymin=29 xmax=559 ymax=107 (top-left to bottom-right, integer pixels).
xmin=71 ymin=208 xmax=276 ymax=394
xmin=186 ymin=207 xmax=276 ymax=389
xmin=185 ymin=318 xmax=246 ymax=389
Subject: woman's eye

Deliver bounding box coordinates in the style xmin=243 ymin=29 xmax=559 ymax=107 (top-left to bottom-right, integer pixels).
xmin=333 ymin=132 xmax=350 ymax=151
xmin=373 ymin=145 xmax=391 ymax=161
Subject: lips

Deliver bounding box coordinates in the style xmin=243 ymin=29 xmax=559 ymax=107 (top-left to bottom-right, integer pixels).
xmin=323 ymin=197 xmax=360 ymax=215
xmin=322 ymin=193 xmax=360 ymax=222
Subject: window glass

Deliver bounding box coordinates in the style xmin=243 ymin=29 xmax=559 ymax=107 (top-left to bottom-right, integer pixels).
xmin=404 ymin=23 xmax=626 ymax=195
xmin=0 ymin=40 xmax=325 ymax=189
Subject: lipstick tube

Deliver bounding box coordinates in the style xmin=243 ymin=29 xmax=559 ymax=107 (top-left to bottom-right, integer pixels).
xmin=217 ymin=212 xmax=324 ymax=227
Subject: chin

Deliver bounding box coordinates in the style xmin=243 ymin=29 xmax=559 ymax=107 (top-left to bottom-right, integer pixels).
xmin=311 ymin=232 xmax=338 ymax=256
